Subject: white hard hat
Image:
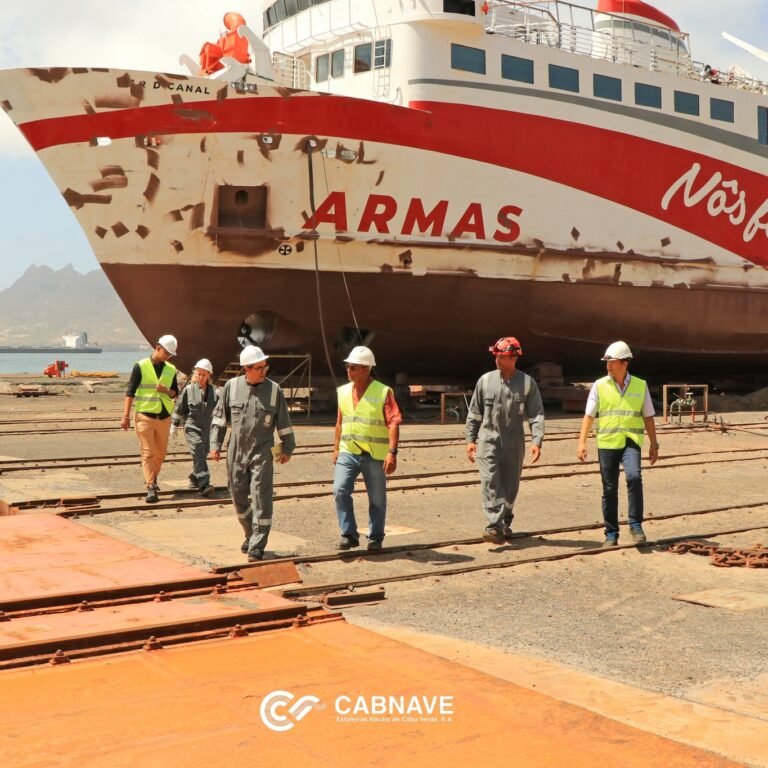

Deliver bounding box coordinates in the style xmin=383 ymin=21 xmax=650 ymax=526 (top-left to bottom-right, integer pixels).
xmin=194 ymin=358 xmax=213 ymax=374
xmin=344 ymin=346 xmax=376 ymax=367
xmin=601 ymin=341 xmax=633 ymax=360
xmin=157 ymin=334 xmax=178 ymax=356
xmin=240 ymin=345 xmax=269 ymax=366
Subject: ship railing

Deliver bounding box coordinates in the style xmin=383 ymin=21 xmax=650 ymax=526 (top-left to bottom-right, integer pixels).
xmin=483 ymin=0 xmax=693 ymax=76
xmin=271 ymin=52 xmax=312 ymax=90
xmin=691 ymin=60 xmax=768 ymax=95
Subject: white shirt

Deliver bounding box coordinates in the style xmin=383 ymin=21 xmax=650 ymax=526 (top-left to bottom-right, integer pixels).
xmin=584 ymin=373 xmax=655 ymax=418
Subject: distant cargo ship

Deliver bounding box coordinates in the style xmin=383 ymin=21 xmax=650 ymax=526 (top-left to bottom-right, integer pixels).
xmin=0 ymin=332 xmax=102 ymax=354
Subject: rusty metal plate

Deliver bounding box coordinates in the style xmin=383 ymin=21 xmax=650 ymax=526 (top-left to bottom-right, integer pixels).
xmin=0 ymin=589 xmax=303 ymax=661
xmin=0 ymin=513 xmax=222 ymax=609
xmin=239 ymin=561 xmax=302 ymax=588
xmin=674 ymin=588 xmax=768 ymax=612
xmin=0 ymin=621 xmax=740 ymax=767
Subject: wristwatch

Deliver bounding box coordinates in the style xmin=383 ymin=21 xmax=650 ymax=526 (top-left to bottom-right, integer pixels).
xmin=388 ymin=448 xmax=398 ymax=455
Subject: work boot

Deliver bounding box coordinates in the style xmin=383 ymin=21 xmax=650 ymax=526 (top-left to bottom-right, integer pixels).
xmin=630 ymin=526 xmax=647 ymax=544
xmin=602 ymin=536 xmax=618 ymax=548
xmin=503 ymin=525 xmax=514 ymax=542
xmin=199 ymin=484 xmax=215 ymax=498
xmin=367 ymin=540 xmax=383 ymax=551
xmin=337 ymin=535 xmax=360 ymax=550
xmin=482 ymin=527 xmax=505 ymax=545
xmin=187 ymin=473 xmax=199 ymax=490
xmin=247 ymin=551 xmax=264 ymax=562
xmin=145 ymin=485 xmax=159 ymax=504
xmin=241 ymin=539 xmax=249 ymax=554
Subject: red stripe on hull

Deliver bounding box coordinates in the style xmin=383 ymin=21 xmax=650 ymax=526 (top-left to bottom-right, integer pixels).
xmin=19 ymin=92 xmax=768 ymax=268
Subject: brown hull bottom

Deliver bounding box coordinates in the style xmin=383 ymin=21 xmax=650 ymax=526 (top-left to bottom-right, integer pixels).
xmin=102 ymin=263 xmax=768 ymax=381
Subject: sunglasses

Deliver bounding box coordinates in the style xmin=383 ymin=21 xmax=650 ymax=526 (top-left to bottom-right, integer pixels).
xmin=246 ymin=363 xmax=269 ymax=372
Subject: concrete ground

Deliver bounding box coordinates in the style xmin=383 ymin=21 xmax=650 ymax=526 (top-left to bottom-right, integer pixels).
xmin=0 ymin=385 xmax=766 ymax=766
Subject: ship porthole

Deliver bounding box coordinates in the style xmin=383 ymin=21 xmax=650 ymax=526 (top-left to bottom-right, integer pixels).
xmin=234 ymin=189 xmax=249 ymax=207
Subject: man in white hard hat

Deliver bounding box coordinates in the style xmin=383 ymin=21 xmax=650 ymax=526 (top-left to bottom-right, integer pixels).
xmin=466 ymin=336 xmax=545 ymax=545
xmin=209 ymin=345 xmax=296 ymax=561
xmin=332 ymin=345 xmax=402 ymax=551
xmin=577 ymin=341 xmax=659 ymax=547
xmin=121 ymin=334 xmax=179 ymax=504
xmin=171 ymin=359 xmax=218 ymax=497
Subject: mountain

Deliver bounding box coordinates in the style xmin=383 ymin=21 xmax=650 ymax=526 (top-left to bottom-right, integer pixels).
xmin=0 ymin=264 xmax=146 ymax=347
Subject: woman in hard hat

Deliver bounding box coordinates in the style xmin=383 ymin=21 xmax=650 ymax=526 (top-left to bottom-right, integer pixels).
xmin=576 ymin=341 xmax=659 ymax=547
xmin=120 ymin=334 xmax=179 ymax=504
xmin=171 ymin=359 xmax=218 ymax=497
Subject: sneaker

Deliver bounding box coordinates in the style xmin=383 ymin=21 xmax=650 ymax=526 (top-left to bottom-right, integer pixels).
xmin=247 ymin=551 xmax=264 ymax=562
xmin=199 ymin=484 xmax=215 ymax=498
xmin=145 ymin=486 xmax=159 ymax=504
xmin=187 ymin=474 xmax=199 ymax=490
xmin=630 ymin=527 xmax=647 ymax=543
xmin=602 ymin=537 xmax=618 ymax=548
xmin=367 ymin=540 xmax=383 ymax=551
xmin=503 ymin=525 xmax=514 ymax=541
xmin=240 ymin=539 xmax=249 ymax=554
xmin=337 ymin=535 xmax=360 ymax=550
xmin=482 ymin=528 xmax=505 ymax=545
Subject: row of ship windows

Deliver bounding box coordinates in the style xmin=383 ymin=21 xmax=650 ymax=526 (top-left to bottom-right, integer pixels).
xmin=316 ymin=40 xmax=392 ymax=82
xmin=451 ymin=44 xmax=750 ymax=130
xmin=265 ymin=0 xmax=475 ymax=30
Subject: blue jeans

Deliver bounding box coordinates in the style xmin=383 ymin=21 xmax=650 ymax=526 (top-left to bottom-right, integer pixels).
xmin=598 ymin=441 xmax=643 ymax=539
xmin=333 ymin=452 xmax=387 ymax=542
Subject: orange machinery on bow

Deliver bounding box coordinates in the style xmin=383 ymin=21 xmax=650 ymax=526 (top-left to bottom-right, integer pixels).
xmin=199 ymin=12 xmax=252 ymax=75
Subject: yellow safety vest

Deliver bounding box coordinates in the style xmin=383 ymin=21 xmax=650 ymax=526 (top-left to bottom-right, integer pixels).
xmin=596 ymin=375 xmax=647 ymax=449
xmin=338 ymin=380 xmax=391 ymax=460
xmin=134 ymin=357 xmax=177 ymax=415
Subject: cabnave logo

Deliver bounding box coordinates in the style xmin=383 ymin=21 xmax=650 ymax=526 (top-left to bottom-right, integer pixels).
xmin=260 ymin=690 xmax=322 ymax=732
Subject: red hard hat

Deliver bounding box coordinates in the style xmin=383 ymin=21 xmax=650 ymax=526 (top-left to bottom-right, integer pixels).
xmin=489 ymin=336 xmax=523 ymax=357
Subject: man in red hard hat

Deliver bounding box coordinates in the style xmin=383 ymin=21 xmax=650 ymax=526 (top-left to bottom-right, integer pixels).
xmin=466 ymin=337 xmax=545 ymax=545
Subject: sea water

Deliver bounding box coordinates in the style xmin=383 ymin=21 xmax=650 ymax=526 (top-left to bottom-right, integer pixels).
xmin=0 ymin=350 xmax=145 ymax=375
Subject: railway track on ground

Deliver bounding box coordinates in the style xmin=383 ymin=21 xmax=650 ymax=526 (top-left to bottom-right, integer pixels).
xmin=6 ymin=446 xmax=768 ymax=515
xmin=2 ymin=514 xmax=765 ymax=670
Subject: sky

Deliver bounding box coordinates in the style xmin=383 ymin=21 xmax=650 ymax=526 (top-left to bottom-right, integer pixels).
xmin=0 ymin=0 xmax=766 ymax=290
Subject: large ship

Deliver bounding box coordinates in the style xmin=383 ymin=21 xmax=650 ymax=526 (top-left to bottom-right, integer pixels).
xmin=1 ymin=0 xmax=767 ymax=379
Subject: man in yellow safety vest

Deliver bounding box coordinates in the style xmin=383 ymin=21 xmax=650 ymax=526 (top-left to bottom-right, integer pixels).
xmin=332 ymin=346 xmax=402 ymax=551
xmin=121 ymin=334 xmax=179 ymax=504
xmin=577 ymin=341 xmax=659 ymax=547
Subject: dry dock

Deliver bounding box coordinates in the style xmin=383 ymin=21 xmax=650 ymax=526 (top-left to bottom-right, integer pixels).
xmin=0 ymin=378 xmax=766 ymax=767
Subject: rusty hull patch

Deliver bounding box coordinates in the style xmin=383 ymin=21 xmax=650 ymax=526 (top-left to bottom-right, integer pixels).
xmin=1 ymin=100 xmax=12 ymax=113
xmin=189 ymin=203 xmax=206 ymax=230
xmin=28 ymin=68 xmax=70 ymax=84
xmin=200 ymin=137 xmax=207 ymax=153
xmin=295 ymin=136 xmax=328 ymax=153
xmin=175 ymin=108 xmax=213 ymax=122
xmin=171 ymin=240 xmax=184 ymax=252
xmin=62 ymin=188 xmax=112 ymax=210
xmin=94 ymin=95 xmax=141 ymax=110
xmin=90 ymin=176 xmax=128 ymax=192
xmin=82 ymin=100 xmax=96 ymax=115
xmin=216 ymin=86 xmax=228 ymax=101
xmin=111 ymin=222 xmax=129 ymax=238
xmin=237 ymin=150 xmax=245 ymax=165
xmin=143 ymin=173 xmax=160 ymax=202
xmin=94 ymin=226 xmax=108 ymax=239
xmin=136 ymin=225 xmax=150 ymax=239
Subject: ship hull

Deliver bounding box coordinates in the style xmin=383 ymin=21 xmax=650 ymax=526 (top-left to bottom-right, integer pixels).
xmin=2 ymin=65 xmax=768 ymax=378
xmin=103 ymin=261 xmax=768 ymax=378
